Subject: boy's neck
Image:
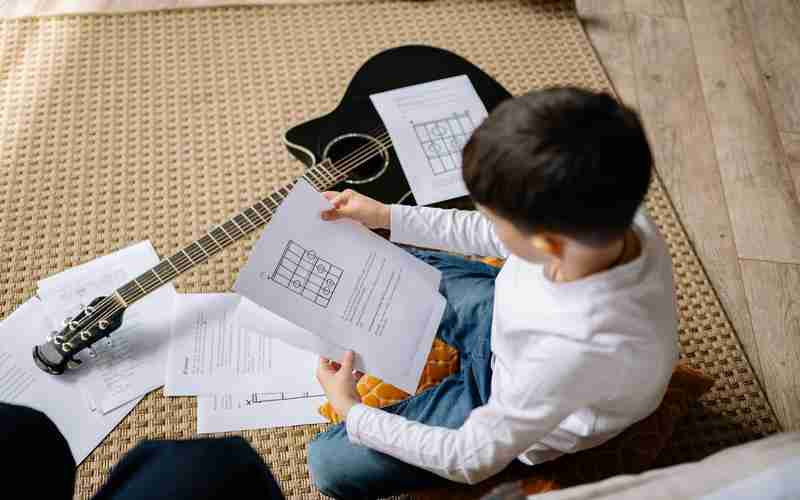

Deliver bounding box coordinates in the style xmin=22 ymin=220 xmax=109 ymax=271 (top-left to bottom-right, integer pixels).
xmin=546 ymin=229 xmax=640 ymax=283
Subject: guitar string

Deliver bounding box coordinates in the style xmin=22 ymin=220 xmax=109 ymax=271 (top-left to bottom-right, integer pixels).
xmin=56 ymin=128 xmax=395 ymax=349
xmin=57 ymin=127 xmax=400 ymax=354
xmin=57 ymin=126 xmax=394 ymax=344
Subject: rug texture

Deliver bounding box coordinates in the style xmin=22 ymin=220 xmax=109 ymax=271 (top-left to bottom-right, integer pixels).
xmin=0 ymin=1 xmax=780 ymax=499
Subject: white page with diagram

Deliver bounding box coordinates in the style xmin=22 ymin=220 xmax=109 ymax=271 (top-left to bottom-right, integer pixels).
xmin=0 ymin=298 xmax=139 ymax=463
xmin=370 ymin=75 xmax=488 ymax=205
xmin=196 ymin=390 xmax=326 ymax=434
xmin=164 ymin=293 xmax=323 ymax=396
xmin=234 ymin=179 xmax=446 ymax=394
xmin=36 ymin=241 xmax=175 ymax=414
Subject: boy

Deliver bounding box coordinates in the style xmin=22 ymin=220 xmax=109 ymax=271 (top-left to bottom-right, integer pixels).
xmin=309 ymin=87 xmax=679 ymax=499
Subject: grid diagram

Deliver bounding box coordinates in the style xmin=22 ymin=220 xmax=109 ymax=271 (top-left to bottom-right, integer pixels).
xmin=245 ymin=391 xmax=324 ymax=406
xmin=271 ymin=240 xmax=343 ymax=308
xmin=412 ymin=110 xmax=476 ymax=175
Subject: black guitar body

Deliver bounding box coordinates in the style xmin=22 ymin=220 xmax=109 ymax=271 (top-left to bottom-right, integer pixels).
xmin=283 ymin=45 xmax=512 ymax=207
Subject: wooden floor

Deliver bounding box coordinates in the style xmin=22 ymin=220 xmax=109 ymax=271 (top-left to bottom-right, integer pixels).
xmin=577 ymin=0 xmax=800 ymax=431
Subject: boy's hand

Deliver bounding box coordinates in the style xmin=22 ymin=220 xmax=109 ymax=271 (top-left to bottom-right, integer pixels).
xmin=316 ymin=351 xmax=364 ymax=419
xmin=321 ymin=190 xmax=391 ymax=229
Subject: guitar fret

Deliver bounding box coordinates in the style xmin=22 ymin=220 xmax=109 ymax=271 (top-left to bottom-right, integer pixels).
xmin=225 ymin=220 xmax=243 ymax=237
xmin=181 ymin=248 xmax=196 ymax=265
xmin=113 ymin=290 xmax=129 ymax=308
xmin=231 ymin=215 xmax=247 ymax=232
xmin=219 ymin=221 xmax=237 ymax=241
xmin=320 ymin=164 xmax=335 ymax=186
xmin=133 ymin=279 xmax=147 ymax=295
xmin=268 ymin=192 xmax=283 ymax=206
xmin=193 ymin=241 xmax=210 ymax=259
xmin=253 ymin=204 xmax=271 ymax=223
xmin=306 ymin=171 xmax=323 ymax=190
xmin=151 ymin=268 xmax=164 ymax=284
xmin=156 ymin=261 xmax=176 ymax=280
xmin=217 ymin=224 xmax=234 ymax=241
xmin=166 ymin=258 xmax=181 ymax=274
xmin=256 ymin=199 xmax=274 ymax=214
xmin=245 ymin=207 xmax=266 ymax=225
xmin=241 ymin=210 xmax=259 ymax=228
xmin=206 ymin=231 xmax=224 ymax=250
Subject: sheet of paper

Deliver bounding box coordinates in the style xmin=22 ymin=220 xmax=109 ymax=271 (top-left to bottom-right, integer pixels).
xmin=234 ymin=179 xmax=446 ymax=393
xmin=165 ymin=294 xmax=324 ymax=396
xmin=36 ymin=241 xmax=176 ymax=414
xmin=370 ymin=75 xmax=489 ymax=205
xmin=0 ymin=298 xmax=139 ymax=463
xmin=196 ymin=391 xmax=326 ymax=433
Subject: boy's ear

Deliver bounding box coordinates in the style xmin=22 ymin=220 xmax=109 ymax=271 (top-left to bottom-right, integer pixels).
xmin=531 ymin=234 xmax=564 ymax=258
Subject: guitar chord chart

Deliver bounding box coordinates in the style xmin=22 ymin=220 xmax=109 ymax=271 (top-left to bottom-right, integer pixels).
xmin=245 ymin=391 xmax=324 ymax=406
xmin=412 ymin=110 xmax=476 ymax=176
xmin=271 ymin=240 xmax=343 ymax=308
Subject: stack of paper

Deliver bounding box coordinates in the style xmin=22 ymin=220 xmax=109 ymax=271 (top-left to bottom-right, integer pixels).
xmin=0 ymin=174 xmax=448 ymax=461
xmin=165 ymin=293 xmax=329 ymax=433
xmin=0 ymin=240 xmax=172 ymax=463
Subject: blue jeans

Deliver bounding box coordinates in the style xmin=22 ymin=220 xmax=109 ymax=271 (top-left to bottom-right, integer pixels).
xmin=307 ymin=249 xmax=500 ymax=499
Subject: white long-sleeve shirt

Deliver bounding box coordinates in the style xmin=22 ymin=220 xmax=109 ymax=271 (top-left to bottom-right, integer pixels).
xmin=345 ymin=205 xmax=679 ymax=484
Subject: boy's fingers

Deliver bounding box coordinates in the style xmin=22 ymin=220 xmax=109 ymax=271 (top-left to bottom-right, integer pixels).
xmin=340 ymin=350 xmax=355 ymax=372
xmin=318 ymin=357 xmax=333 ymax=373
xmin=321 ymin=191 xmax=340 ymax=201
xmin=330 ymin=191 xmax=351 ymax=209
xmin=320 ymin=209 xmax=341 ymax=221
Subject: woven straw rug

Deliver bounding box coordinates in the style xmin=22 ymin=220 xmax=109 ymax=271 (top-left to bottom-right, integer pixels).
xmin=0 ymin=1 xmax=780 ymax=499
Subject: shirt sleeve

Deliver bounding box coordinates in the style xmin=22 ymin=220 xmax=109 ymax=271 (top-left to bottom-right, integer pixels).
xmin=345 ymin=342 xmax=612 ymax=484
xmin=389 ymin=205 xmax=509 ymax=259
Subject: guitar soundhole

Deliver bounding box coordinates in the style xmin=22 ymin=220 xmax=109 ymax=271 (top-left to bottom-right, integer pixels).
xmin=323 ymin=133 xmax=389 ymax=185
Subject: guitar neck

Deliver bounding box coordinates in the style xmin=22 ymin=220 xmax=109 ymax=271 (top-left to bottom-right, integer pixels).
xmin=113 ymin=159 xmax=344 ymax=307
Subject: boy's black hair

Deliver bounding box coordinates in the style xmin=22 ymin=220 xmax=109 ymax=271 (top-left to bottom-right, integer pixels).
xmin=462 ymin=87 xmax=653 ymax=246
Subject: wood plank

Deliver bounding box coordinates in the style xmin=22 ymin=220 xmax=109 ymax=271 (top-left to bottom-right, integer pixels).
xmin=575 ymin=0 xmax=639 ymax=107
xmin=742 ymin=0 xmax=800 ymax=133
xmin=781 ymin=131 xmax=800 ymax=203
xmin=624 ymin=0 xmax=685 ymax=18
xmin=684 ymin=0 xmax=800 ymax=264
xmin=740 ymin=260 xmax=800 ymax=431
xmin=626 ymin=13 xmax=764 ymax=382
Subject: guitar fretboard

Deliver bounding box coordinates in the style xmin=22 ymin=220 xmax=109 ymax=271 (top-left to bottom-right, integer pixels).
xmin=114 ymin=159 xmax=344 ymax=307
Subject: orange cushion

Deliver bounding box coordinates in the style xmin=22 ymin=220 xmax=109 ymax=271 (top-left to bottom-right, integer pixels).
xmin=318 ymin=338 xmax=459 ymax=423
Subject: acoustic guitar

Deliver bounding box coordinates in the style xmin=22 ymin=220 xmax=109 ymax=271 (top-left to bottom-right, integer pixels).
xmin=33 ymin=45 xmax=512 ymax=375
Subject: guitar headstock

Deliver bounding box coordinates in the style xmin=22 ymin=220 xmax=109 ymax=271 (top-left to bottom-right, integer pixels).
xmin=32 ymin=295 xmax=125 ymax=375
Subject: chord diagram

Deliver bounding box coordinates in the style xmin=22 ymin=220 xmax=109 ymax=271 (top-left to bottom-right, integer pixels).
xmin=412 ymin=110 xmax=476 ymax=176
xmin=245 ymin=391 xmax=324 ymax=406
xmin=271 ymin=240 xmax=343 ymax=308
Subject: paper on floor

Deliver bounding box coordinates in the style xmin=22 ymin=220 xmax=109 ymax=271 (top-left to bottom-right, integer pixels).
xmin=370 ymin=75 xmax=488 ymax=206
xmin=196 ymin=391 xmax=326 ymax=433
xmin=36 ymin=241 xmax=176 ymax=414
xmin=165 ymin=293 xmax=326 ymax=396
xmin=234 ymin=179 xmax=446 ymax=394
xmin=0 ymin=298 xmax=139 ymax=463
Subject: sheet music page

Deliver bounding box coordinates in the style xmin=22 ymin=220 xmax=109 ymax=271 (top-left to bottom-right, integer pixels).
xmin=165 ymin=294 xmax=324 ymax=396
xmin=196 ymin=391 xmax=326 ymax=433
xmin=0 ymin=298 xmax=139 ymax=463
xmin=234 ymin=179 xmax=446 ymax=393
xmin=36 ymin=241 xmax=176 ymax=414
xmin=370 ymin=75 xmax=489 ymax=205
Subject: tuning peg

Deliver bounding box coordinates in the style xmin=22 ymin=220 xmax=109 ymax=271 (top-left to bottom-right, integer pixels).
xmin=67 ymin=358 xmax=83 ymax=370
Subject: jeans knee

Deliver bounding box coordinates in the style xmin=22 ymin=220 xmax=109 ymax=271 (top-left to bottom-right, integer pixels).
xmin=307 ymin=436 xmax=348 ymax=499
